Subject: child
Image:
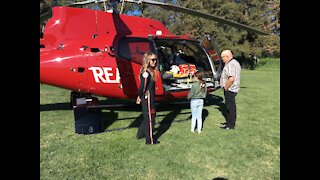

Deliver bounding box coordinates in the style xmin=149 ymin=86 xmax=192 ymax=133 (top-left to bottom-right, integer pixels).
xmin=187 ymin=72 xmax=207 ymax=134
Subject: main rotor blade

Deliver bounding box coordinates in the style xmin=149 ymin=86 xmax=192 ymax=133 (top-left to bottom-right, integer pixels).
xmin=65 ymin=0 xmax=106 ymax=7
xmin=125 ymin=0 xmax=268 ymax=35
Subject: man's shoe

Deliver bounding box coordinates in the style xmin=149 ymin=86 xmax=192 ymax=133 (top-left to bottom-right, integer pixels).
xmin=220 ymin=126 xmax=234 ymax=130
xmin=220 ymin=122 xmax=227 ymax=125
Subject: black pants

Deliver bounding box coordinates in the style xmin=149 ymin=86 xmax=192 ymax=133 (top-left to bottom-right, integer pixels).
xmin=224 ymin=90 xmax=237 ymax=128
xmin=137 ymin=98 xmax=157 ymax=144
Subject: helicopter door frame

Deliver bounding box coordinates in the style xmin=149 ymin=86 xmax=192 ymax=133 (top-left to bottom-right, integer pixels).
xmin=153 ymin=38 xmax=217 ymax=92
xmin=200 ymin=34 xmax=222 ymax=87
xmin=116 ymin=36 xmax=165 ymax=97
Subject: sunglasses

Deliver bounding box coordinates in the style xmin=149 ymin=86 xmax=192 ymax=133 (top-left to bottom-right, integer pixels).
xmin=150 ymin=58 xmax=157 ymax=61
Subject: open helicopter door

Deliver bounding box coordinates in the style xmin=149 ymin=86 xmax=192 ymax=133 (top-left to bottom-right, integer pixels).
xmin=200 ymin=34 xmax=222 ymax=88
xmin=116 ymin=37 xmax=165 ymax=98
xmin=154 ymin=38 xmax=219 ymax=93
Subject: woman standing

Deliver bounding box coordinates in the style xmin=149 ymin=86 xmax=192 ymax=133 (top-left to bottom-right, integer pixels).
xmin=187 ymin=72 xmax=207 ymax=134
xmin=136 ymin=52 xmax=160 ymax=145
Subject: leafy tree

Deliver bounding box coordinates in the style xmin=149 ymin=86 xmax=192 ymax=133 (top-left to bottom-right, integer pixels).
xmin=137 ymin=0 xmax=279 ymax=58
xmin=40 ymin=0 xmax=280 ymax=58
xmin=40 ymin=0 xmax=51 ymax=15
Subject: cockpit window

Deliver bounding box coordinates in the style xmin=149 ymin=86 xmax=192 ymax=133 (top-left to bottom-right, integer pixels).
xmin=118 ymin=37 xmax=156 ymax=64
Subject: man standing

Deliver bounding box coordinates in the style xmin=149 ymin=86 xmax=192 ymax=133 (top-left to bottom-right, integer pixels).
xmin=220 ymin=50 xmax=241 ymax=130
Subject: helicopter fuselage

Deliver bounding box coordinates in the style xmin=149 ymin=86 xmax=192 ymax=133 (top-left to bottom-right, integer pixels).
xmin=40 ymin=6 xmax=221 ymax=102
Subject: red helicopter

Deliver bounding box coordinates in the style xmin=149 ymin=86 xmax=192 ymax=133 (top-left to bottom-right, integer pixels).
xmin=40 ymin=0 xmax=268 ymax=109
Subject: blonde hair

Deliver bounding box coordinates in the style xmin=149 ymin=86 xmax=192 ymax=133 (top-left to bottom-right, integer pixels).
xmin=140 ymin=52 xmax=159 ymax=81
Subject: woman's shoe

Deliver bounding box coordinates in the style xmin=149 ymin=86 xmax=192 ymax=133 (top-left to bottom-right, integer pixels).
xmin=146 ymin=141 xmax=160 ymax=145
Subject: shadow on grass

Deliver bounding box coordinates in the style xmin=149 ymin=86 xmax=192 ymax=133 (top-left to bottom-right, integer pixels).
xmin=201 ymin=109 xmax=209 ymax=130
xmin=154 ymin=108 xmax=181 ymax=140
xmin=40 ymin=102 xmax=70 ymax=111
xmin=206 ymin=94 xmax=227 ymax=121
xmin=100 ymin=110 xmax=118 ymax=131
xmin=41 ymin=94 xmax=226 ymax=137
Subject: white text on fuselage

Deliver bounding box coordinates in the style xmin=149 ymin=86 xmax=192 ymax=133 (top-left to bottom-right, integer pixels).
xmin=88 ymin=67 xmax=120 ymax=83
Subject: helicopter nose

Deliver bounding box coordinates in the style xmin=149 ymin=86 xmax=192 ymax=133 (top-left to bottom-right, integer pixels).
xmin=40 ymin=50 xmax=68 ymax=87
xmin=40 ymin=49 xmax=87 ymax=90
xmin=40 ymin=50 xmax=56 ymax=85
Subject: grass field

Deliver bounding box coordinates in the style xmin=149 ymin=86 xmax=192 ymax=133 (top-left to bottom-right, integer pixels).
xmin=40 ymin=58 xmax=280 ymax=179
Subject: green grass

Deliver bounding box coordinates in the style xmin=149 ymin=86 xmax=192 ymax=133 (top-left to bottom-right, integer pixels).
xmin=40 ymin=59 xmax=280 ymax=179
xmin=256 ymin=58 xmax=280 ymax=70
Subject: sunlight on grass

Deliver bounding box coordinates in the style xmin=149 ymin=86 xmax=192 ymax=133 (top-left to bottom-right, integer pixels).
xmin=40 ymin=58 xmax=280 ymax=179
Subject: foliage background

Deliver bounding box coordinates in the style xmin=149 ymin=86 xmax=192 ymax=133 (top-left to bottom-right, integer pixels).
xmin=40 ymin=0 xmax=280 ymax=58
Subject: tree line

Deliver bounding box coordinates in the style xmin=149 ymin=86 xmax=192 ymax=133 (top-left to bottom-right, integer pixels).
xmin=40 ymin=0 xmax=280 ymax=59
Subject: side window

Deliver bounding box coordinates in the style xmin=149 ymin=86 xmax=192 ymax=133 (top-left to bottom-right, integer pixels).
xmin=118 ymin=37 xmax=155 ymax=64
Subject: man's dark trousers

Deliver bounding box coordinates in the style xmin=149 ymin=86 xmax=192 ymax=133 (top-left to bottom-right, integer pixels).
xmin=224 ymin=90 xmax=237 ymax=128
